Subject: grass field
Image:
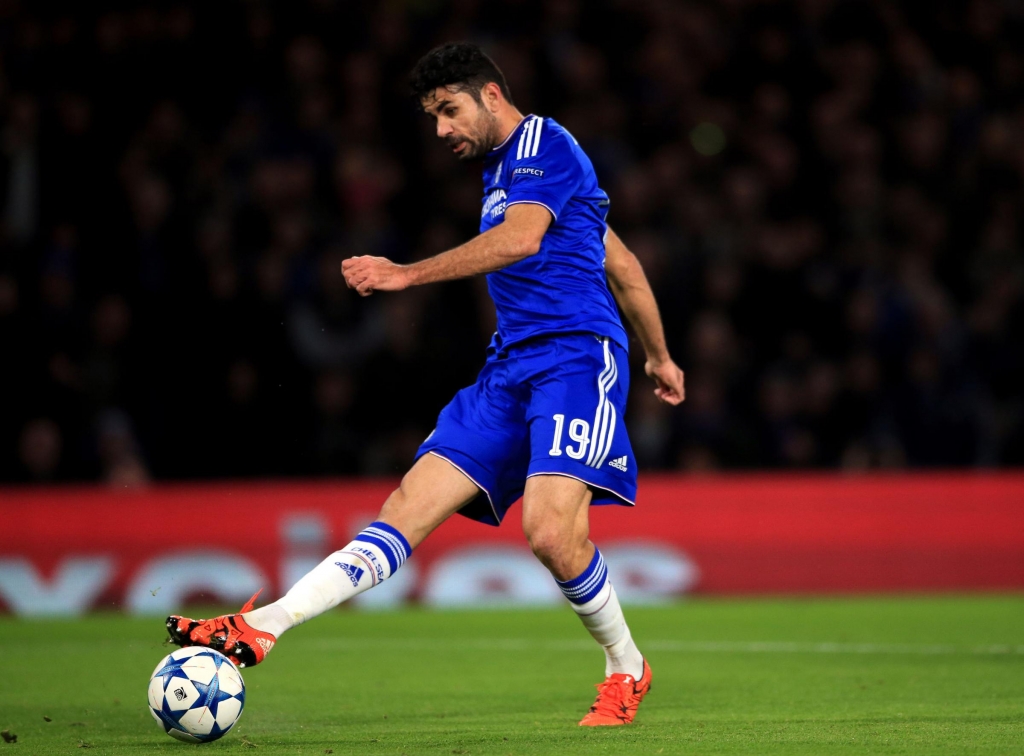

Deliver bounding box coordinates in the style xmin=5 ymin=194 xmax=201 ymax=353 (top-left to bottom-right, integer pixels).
xmin=1 ymin=596 xmax=1022 ymax=755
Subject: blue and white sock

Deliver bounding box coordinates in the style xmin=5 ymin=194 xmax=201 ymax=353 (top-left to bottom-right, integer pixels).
xmin=246 ymin=522 xmax=412 ymax=637
xmin=557 ymin=547 xmax=644 ymax=679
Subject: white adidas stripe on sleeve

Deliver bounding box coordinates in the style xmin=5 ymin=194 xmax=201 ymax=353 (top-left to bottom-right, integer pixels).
xmin=515 ymin=116 xmax=545 ymax=160
xmin=530 ymin=117 xmax=544 ymax=157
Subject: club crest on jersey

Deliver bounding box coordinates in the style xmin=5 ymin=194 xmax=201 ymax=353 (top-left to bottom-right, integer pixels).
xmin=335 ymin=561 xmax=365 ymax=586
xmin=482 ymin=188 xmax=507 ymax=219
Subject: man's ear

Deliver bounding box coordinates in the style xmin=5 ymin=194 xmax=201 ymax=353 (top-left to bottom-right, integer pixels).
xmin=481 ymin=82 xmax=503 ymax=113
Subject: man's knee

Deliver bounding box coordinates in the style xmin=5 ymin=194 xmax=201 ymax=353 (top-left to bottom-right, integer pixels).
xmin=377 ymin=471 xmax=427 ymax=530
xmin=376 ymin=455 xmax=481 ymax=549
xmin=524 ymin=521 xmax=556 ymax=559
xmin=523 ymin=519 xmax=584 ymax=579
xmin=378 ymin=483 xmax=408 ymax=518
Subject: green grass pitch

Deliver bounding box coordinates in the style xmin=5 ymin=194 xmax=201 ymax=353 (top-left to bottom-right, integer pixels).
xmin=1 ymin=596 xmax=1022 ymax=755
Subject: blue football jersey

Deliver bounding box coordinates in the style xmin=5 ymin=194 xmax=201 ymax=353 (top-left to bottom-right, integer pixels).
xmin=480 ymin=115 xmax=627 ymax=351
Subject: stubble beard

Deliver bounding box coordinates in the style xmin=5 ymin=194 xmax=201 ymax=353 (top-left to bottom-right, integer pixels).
xmin=449 ymin=110 xmax=501 ymax=162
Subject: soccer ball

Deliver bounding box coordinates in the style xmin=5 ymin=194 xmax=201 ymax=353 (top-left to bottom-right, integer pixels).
xmin=148 ymin=647 xmax=246 ymax=743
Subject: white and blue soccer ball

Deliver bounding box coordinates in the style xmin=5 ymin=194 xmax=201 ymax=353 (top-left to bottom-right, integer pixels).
xmin=148 ymin=647 xmax=246 ymax=743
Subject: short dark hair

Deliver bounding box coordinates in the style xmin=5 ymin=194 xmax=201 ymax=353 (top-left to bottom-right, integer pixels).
xmin=409 ymin=42 xmax=513 ymax=106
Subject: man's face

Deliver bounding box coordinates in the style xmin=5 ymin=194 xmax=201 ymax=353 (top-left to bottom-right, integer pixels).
xmin=421 ymin=86 xmax=500 ymax=161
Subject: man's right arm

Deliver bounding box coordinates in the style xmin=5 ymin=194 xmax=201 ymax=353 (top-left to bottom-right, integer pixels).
xmin=604 ymin=226 xmax=685 ymax=405
xmin=342 ymin=204 xmax=551 ymax=296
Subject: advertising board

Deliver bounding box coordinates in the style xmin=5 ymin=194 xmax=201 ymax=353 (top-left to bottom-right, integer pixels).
xmin=1 ymin=474 xmax=1021 ymax=616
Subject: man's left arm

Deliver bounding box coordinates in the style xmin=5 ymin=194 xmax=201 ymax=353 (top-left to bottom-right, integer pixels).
xmin=342 ymin=204 xmax=551 ymax=295
xmin=604 ymin=226 xmax=685 ymax=405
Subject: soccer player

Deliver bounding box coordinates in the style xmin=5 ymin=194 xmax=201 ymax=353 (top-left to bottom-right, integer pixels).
xmin=167 ymin=42 xmax=684 ymax=727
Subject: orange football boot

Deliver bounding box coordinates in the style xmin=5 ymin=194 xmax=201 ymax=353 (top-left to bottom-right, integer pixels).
xmin=578 ymin=658 xmax=652 ymax=726
xmin=166 ymin=590 xmax=276 ymax=668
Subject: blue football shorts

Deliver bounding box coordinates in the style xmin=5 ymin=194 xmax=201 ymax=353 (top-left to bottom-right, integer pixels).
xmin=415 ymin=332 xmax=637 ymax=526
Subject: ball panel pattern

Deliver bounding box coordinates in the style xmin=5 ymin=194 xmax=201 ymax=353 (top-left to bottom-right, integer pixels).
xmin=178 ymin=706 xmax=215 ymax=735
xmin=214 ymin=697 xmax=243 ymax=730
xmin=171 ymin=645 xmax=207 ymax=658
xmin=218 ymin=666 xmax=244 ymax=697
xmin=164 ymin=677 xmax=200 ymax=712
xmin=166 ymin=728 xmax=203 ymax=743
xmin=147 ymin=676 xmax=164 ymax=711
xmin=181 ymin=654 xmax=218 ymax=685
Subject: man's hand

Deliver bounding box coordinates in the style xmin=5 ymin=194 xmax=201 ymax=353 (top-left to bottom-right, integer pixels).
xmin=605 ymin=227 xmax=683 ymax=405
xmin=645 ymin=358 xmax=685 ymax=405
xmin=341 ymin=256 xmax=410 ymax=297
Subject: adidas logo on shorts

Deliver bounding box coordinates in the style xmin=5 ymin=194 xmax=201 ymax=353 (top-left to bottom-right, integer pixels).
xmin=608 ymin=456 xmax=628 ymax=472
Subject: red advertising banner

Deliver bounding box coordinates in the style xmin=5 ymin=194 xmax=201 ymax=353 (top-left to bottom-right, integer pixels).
xmin=1 ymin=473 xmax=1022 ymax=615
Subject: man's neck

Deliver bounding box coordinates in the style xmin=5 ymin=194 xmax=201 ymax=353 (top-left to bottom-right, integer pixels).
xmin=493 ymin=108 xmax=526 ymax=150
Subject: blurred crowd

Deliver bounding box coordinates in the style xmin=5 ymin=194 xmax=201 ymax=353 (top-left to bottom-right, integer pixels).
xmin=2 ymin=0 xmax=1023 ymax=485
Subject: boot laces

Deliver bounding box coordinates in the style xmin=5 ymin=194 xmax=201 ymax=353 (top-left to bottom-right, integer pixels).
xmin=193 ymin=590 xmax=262 ymax=646
xmin=195 ymin=615 xmax=240 ymax=648
xmin=589 ymin=676 xmax=633 ymax=718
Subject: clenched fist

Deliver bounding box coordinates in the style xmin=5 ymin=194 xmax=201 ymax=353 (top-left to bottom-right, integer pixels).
xmin=341 ymin=256 xmax=411 ymax=296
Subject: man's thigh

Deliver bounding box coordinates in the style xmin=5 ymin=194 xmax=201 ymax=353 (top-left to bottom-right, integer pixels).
xmin=415 ymin=358 xmax=531 ymax=525
xmin=525 ymin=335 xmax=638 ymax=507
xmin=521 ymin=473 xmax=592 ymax=538
xmin=378 ymin=452 xmax=481 ymax=548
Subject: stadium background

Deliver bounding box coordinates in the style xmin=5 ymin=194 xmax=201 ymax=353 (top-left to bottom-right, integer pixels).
xmin=1 ymin=0 xmax=1023 ymax=617
xmin=3 ymin=0 xmax=1024 ymax=485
